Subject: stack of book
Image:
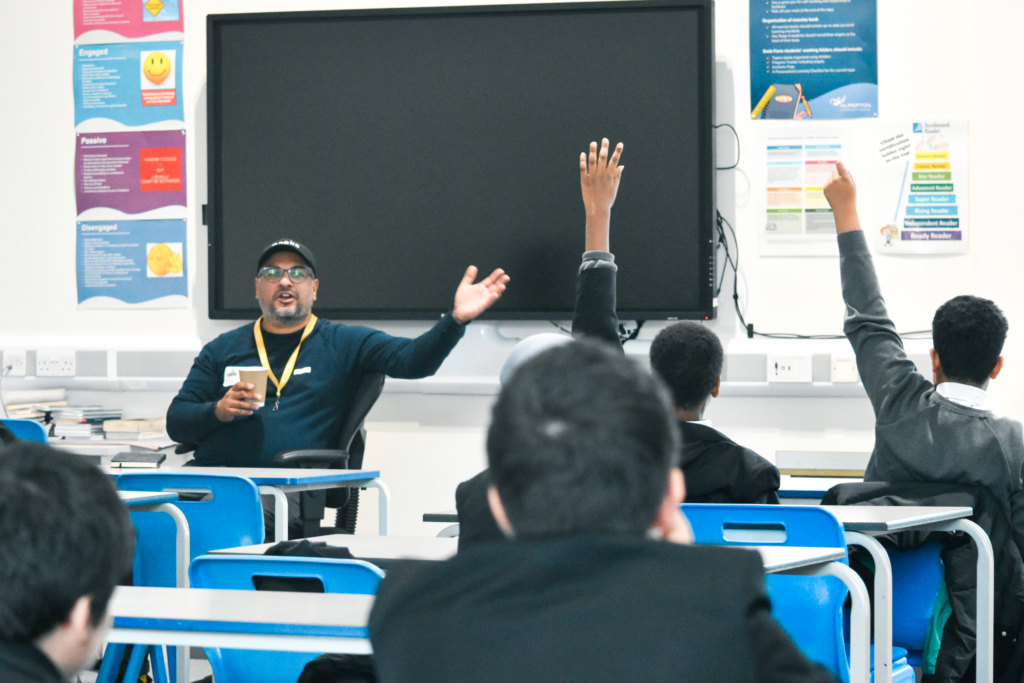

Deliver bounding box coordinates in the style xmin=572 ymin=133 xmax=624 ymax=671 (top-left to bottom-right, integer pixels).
xmin=103 ymin=417 xmax=167 ymax=441
xmin=51 ymin=406 xmax=124 ymax=440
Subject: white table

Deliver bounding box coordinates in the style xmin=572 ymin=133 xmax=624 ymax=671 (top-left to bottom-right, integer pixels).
xmin=106 ymin=545 xmax=849 ymax=663
xmin=778 ymin=475 xmax=862 ymax=503
xmin=108 ymin=464 xmax=391 ymax=540
xmin=822 ymin=505 xmax=992 ymax=683
xmin=116 ymin=491 xmax=191 ymax=683
xmin=107 ymin=586 xmax=373 ymax=655
xmin=213 ymin=534 xmax=458 ymax=564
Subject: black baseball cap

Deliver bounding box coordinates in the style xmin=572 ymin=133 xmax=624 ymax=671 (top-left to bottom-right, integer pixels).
xmin=256 ymin=239 xmax=317 ymax=276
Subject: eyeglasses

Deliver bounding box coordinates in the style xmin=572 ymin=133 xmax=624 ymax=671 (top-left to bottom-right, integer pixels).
xmin=258 ymin=266 xmax=313 ymax=283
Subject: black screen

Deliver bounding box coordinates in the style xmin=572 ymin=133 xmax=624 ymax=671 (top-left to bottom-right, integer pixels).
xmin=208 ymin=1 xmax=715 ymax=319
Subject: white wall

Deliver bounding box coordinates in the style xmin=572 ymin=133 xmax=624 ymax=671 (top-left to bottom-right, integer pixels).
xmin=3 ymin=1 xmax=1022 ymax=535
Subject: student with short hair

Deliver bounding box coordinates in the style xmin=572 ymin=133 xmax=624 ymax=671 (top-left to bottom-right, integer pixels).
xmin=0 ymin=442 xmax=136 ymax=682
xmin=650 ymin=321 xmax=781 ymax=504
xmin=822 ymin=162 xmax=1023 ymax=496
xmin=369 ymin=341 xmax=837 ymax=683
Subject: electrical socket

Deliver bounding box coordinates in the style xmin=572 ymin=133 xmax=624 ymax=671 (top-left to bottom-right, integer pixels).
xmin=36 ymin=350 xmax=76 ymax=377
xmin=831 ymin=355 xmax=860 ymax=383
xmin=767 ymin=355 xmax=813 ymax=383
xmin=2 ymin=350 xmax=27 ymax=376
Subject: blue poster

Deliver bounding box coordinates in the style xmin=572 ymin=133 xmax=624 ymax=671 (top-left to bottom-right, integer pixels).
xmin=77 ymin=219 xmax=188 ymax=308
xmin=750 ymin=0 xmax=877 ymax=120
xmin=73 ymin=41 xmax=184 ymax=130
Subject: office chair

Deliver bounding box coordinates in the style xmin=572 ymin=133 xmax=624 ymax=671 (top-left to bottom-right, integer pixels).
xmin=273 ymin=372 xmax=385 ymax=537
xmin=0 ymin=417 xmax=48 ymax=443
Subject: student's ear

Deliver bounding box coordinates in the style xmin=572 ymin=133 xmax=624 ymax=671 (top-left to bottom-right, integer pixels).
xmin=991 ymin=356 xmax=1004 ymax=380
xmin=930 ymin=349 xmax=942 ymax=382
xmin=487 ymin=486 xmax=515 ymax=538
xmin=652 ymin=468 xmax=693 ymax=545
xmin=710 ymin=376 xmax=721 ymax=398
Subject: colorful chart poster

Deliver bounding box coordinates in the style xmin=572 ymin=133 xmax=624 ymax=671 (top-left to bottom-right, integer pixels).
xmin=750 ymin=0 xmax=877 ymax=120
xmin=77 ymin=219 xmax=188 ymax=309
xmin=76 ymin=130 xmax=186 ymax=219
xmin=75 ymin=0 xmax=184 ymax=44
xmin=73 ymin=42 xmax=184 ymax=131
xmin=876 ymin=121 xmax=969 ymax=255
xmin=759 ymin=124 xmax=848 ymax=256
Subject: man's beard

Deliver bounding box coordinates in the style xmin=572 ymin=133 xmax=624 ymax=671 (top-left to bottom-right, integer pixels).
xmin=259 ymin=298 xmax=311 ymax=327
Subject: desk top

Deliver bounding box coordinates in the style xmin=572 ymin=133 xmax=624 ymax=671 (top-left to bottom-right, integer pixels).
xmin=109 ymin=586 xmax=372 ymax=639
xmin=753 ymin=545 xmax=846 ymax=573
xmin=106 ymin=466 xmax=381 ymax=486
xmin=213 ymin=535 xmax=458 ymax=562
xmin=820 ymin=505 xmax=972 ymax=531
xmin=118 ymin=491 xmax=179 ymax=506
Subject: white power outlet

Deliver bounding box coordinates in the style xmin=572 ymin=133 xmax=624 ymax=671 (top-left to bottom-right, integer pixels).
xmin=831 ymin=355 xmax=860 ymax=383
xmin=2 ymin=350 xmax=27 ymax=376
xmin=767 ymin=355 xmax=812 ymax=383
xmin=36 ymin=350 xmax=76 ymax=377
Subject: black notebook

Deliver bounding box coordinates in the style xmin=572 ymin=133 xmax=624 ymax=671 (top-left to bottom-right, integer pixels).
xmin=109 ymin=452 xmax=166 ymax=468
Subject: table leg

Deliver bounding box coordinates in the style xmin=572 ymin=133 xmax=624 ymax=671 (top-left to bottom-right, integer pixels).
xmin=124 ymin=503 xmax=191 ymax=683
xmin=845 ymin=531 xmax=892 ymax=683
xmin=925 ymin=519 xmax=994 ymax=683
xmin=363 ymin=479 xmax=392 ymax=536
xmin=259 ymin=485 xmax=289 ymax=542
xmin=784 ymin=561 xmax=871 ymax=683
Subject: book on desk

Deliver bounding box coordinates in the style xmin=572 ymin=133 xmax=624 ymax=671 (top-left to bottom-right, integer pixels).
xmin=109 ymin=452 xmax=167 ymax=468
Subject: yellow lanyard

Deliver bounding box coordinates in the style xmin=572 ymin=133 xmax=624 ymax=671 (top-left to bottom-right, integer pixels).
xmin=254 ymin=315 xmax=318 ymax=411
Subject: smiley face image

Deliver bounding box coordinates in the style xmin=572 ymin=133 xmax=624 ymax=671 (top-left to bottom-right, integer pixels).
xmin=148 ymin=243 xmax=183 ymax=277
xmin=143 ymin=52 xmax=172 ymax=85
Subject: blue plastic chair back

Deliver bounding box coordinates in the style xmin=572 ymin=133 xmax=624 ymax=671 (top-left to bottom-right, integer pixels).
xmin=117 ymin=473 xmax=264 ymax=588
xmin=189 ymin=555 xmax=384 ymax=683
xmin=1 ymin=418 xmax=48 ymax=443
xmin=682 ymin=504 xmax=851 ymax=682
xmin=888 ymin=542 xmax=944 ymax=663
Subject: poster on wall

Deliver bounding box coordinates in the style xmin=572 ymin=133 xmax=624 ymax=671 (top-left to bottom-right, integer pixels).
xmin=75 ymin=0 xmax=184 ymax=44
xmin=759 ymin=123 xmax=848 ymax=256
xmin=73 ymin=41 xmax=184 ymax=131
xmin=876 ymin=121 xmax=969 ymax=255
xmin=75 ymin=130 xmax=186 ymax=219
xmin=750 ymin=0 xmax=877 ymax=120
xmin=77 ymin=219 xmax=188 ymax=309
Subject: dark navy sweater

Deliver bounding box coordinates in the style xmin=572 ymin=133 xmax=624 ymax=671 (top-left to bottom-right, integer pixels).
xmin=167 ymin=316 xmax=465 ymax=466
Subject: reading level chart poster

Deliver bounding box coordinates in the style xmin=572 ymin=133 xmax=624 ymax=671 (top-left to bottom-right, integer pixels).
xmin=75 ymin=0 xmax=184 ymax=44
xmin=75 ymin=130 xmax=187 ymax=219
xmin=759 ymin=124 xmax=848 ymax=256
xmin=750 ymin=0 xmax=877 ymax=120
xmin=876 ymin=121 xmax=969 ymax=255
xmin=73 ymin=41 xmax=184 ymax=131
xmin=77 ymin=219 xmax=188 ymax=309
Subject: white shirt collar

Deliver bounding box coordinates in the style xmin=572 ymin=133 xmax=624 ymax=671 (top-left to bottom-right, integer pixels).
xmin=936 ymin=381 xmax=989 ymax=410
xmin=692 ymin=419 xmax=713 ymax=428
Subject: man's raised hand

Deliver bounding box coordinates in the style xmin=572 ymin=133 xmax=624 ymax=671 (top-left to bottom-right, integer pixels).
xmin=452 ymin=265 xmax=510 ymax=324
xmin=580 ymin=138 xmax=624 ymax=216
xmin=823 ymin=161 xmax=862 ymax=234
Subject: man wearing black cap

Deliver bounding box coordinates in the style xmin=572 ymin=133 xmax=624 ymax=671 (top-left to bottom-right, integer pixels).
xmin=166 ymin=239 xmax=508 ymax=475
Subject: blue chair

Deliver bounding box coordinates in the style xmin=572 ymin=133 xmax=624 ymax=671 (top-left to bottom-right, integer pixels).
xmin=887 ymin=542 xmax=946 ymax=672
xmin=100 ymin=473 xmax=265 ymax=683
xmin=0 ymin=418 xmax=47 ymax=443
xmin=189 ymin=555 xmax=385 ymax=683
xmin=682 ymin=504 xmax=914 ymax=683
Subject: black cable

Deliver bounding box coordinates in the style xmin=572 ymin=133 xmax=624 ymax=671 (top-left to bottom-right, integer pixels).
xmin=713 ymin=123 xmax=740 ymax=170
xmin=716 ymin=209 xmax=932 ymax=340
xmin=548 ymin=321 xmax=572 ymax=335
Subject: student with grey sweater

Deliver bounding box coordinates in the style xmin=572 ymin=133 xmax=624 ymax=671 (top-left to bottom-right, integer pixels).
xmin=822 ymin=162 xmax=1024 ymax=503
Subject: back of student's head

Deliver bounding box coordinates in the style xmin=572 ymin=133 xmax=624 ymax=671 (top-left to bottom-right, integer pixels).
xmin=649 ymin=322 xmax=723 ymax=411
xmin=0 ymin=442 xmax=135 ymax=641
xmin=932 ymin=295 xmax=1008 ymax=386
xmin=486 ymin=340 xmax=679 ymax=538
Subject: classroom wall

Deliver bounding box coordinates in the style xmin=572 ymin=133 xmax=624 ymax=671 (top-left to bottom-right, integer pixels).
xmin=3 ymin=1 xmax=1022 ymax=535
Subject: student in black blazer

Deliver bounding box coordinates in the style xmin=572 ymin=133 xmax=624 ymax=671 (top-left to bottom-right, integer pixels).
xmin=369 ymin=341 xmax=837 ymax=683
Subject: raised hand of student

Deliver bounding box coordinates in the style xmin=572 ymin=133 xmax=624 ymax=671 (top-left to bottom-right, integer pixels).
xmin=823 ymin=161 xmax=862 ymax=234
xmin=452 ymin=265 xmax=510 ymax=323
xmin=580 ymin=138 xmax=624 ymax=252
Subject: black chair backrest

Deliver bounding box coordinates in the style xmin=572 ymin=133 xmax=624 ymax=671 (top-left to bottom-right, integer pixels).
xmin=337 ymin=372 xmax=385 ymax=457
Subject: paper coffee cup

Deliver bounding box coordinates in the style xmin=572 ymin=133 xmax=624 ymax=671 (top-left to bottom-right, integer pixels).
xmin=238 ymin=367 xmax=269 ymax=408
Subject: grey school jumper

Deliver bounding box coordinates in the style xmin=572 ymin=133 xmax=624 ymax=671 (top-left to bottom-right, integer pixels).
xmin=839 ymin=230 xmax=1024 ymax=508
